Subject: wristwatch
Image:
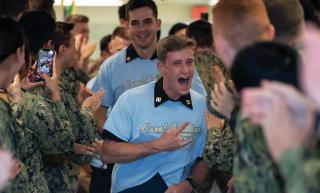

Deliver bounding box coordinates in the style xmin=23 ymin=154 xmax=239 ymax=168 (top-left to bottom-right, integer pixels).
xmin=185 ymin=176 xmax=198 ymax=190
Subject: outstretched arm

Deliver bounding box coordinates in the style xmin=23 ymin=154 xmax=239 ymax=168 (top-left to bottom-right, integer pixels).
xmin=101 ymin=122 xmax=191 ymax=163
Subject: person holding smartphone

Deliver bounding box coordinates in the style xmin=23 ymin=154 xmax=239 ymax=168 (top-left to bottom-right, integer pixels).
xmin=10 ymin=11 xmax=79 ymax=193
xmin=26 ymin=20 xmax=103 ymax=193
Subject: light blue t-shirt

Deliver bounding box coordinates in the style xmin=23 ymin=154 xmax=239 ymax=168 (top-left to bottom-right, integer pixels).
xmin=104 ymin=81 xmax=207 ymax=193
xmin=90 ymin=45 xmax=206 ymax=170
xmin=86 ymin=76 xmax=96 ymax=90
xmin=91 ymin=45 xmax=207 ymax=109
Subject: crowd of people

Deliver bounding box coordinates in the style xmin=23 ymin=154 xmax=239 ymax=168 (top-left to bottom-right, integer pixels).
xmin=0 ymin=0 xmax=319 ymax=193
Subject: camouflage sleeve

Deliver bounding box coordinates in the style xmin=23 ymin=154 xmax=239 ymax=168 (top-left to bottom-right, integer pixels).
xmin=37 ymin=100 xmax=75 ymax=154
xmin=278 ymin=146 xmax=320 ymax=193
xmin=0 ymin=101 xmax=17 ymax=154
xmin=79 ymin=107 xmax=96 ymax=144
xmin=2 ymin=101 xmax=30 ymax=193
xmin=60 ymin=68 xmax=81 ymax=98
xmin=73 ymin=107 xmax=96 ymax=164
xmin=18 ymin=93 xmax=75 ymax=155
xmin=203 ymin=123 xmax=234 ymax=172
xmin=233 ymin=115 xmax=284 ymax=193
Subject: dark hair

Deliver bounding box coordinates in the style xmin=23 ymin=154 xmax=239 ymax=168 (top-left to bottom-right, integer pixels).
xmin=300 ymin=0 xmax=320 ymax=27
xmin=168 ymin=22 xmax=188 ymax=36
xmin=186 ymin=19 xmax=213 ymax=48
xmin=0 ymin=17 xmax=25 ymax=63
xmin=264 ymin=0 xmax=304 ymax=41
xmin=28 ymin=0 xmax=56 ymax=19
xmin=157 ymin=30 xmax=161 ymax=41
xmin=157 ymin=35 xmax=195 ymax=62
xmin=0 ymin=0 xmax=28 ymax=19
xmin=65 ymin=14 xmax=89 ymax=23
xmin=100 ymin=34 xmax=111 ymax=52
xmin=126 ymin=0 xmax=158 ymax=20
xmin=118 ymin=4 xmax=127 ymax=20
xmin=310 ymin=0 xmax=320 ymax=8
xmin=53 ymin=22 xmax=74 ymax=53
xmin=19 ymin=11 xmax=56 ymax=55
xmin=231 ymin=41 xmax=300 ymax=92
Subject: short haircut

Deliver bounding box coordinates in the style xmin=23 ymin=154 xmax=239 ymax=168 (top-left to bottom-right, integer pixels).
xmin=112 ymin=26 xmax=131 ymax=41
xmin=125 ymin=0 xmax=158 ymax=20
xmin=213 ymin=0 xmax=271 ymax=50
xmin=0 ymin=0 xmax=28 ymax=19
xmin=28 ymin=0 xmax=55 ymax=18
xmin=19 ymin=11 xmax=56 ymax=55
xmin=0 ymin=17 xmax=25 ymax=63
xmin=264 ymin=0 xmax=304 ymax=41
xmin=231 ymin=41 xmax=300 ymax=92
xmin=65 ymin=14 xmax=89 ymax=24
xmin=118 ymin=4 xmax=126 ymax=20
xmin=168 ymin=22 xmax=188 ymax=36
xmin=299 ymin=0 xmax=320 ymax=27
xmin=100 ymin=34 xmax=112 ymax=52
xmin=53 ymin=22 xmax=74 ymax=53
xmin=186 ymin=19 xmax=213 ymax=48
xmin=157 ymin=35 xmax=195 ymax=63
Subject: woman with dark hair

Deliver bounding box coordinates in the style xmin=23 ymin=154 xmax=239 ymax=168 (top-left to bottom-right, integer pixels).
xmin=0 ymin=17 xmax=29 ymax=193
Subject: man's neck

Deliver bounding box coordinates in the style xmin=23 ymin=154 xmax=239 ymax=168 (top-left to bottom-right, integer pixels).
xmin=133 ymin=43 xmax=157 ymax=59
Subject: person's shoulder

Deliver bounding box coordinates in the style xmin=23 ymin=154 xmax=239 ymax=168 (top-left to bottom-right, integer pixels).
xmin=195 ymin=50 xmax=222 ymax=63
xmin=30 ymin=86 xmax=50 ymax=99
xmin=0 ymin=99 xmax=14 ymax=129
xmin=190 ymin=89 xmax=206 ymax=101
xmin=120 ymin=81 xmax=155 ymax=100
xmin=127 ymin=81 xmax=155 ymax=95
xmin=21 ymin=92 xmax=53 ymax=112
xmin=0 ymin=99 xmax=9 ymax=110
xmin=190 ymin=89 xmax=207 ymax=108
xmin=0 ymin=99 xmax=10 ymax=119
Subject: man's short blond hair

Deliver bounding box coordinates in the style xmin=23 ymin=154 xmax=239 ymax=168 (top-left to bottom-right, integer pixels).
xmin=112 ymin=26 xmax=131 ymax=41
xmin=157 ymin=35 xmax=195 ymax=63
xmin=213 ymin=0 xmax=271 ymax=50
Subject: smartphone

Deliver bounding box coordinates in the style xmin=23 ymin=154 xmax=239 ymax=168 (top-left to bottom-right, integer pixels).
xmin=29 ymin=49 xmax=54 ymax=82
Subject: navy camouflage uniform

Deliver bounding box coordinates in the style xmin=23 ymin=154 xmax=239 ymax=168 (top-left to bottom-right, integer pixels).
xmin=277 ymin=145 xmax=320 ymax=193
xmin=31 ymin=77 xmax=96 ymax=192
xmin=0 ymin=98 xmax=29 ymax=193
xmin=12 ymin=91 xmax=74 ymax=193
xmin=194 ymin=50 xmax=233 ymax=193
xmin=233 ymin=115 xmax=283 ymax=193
